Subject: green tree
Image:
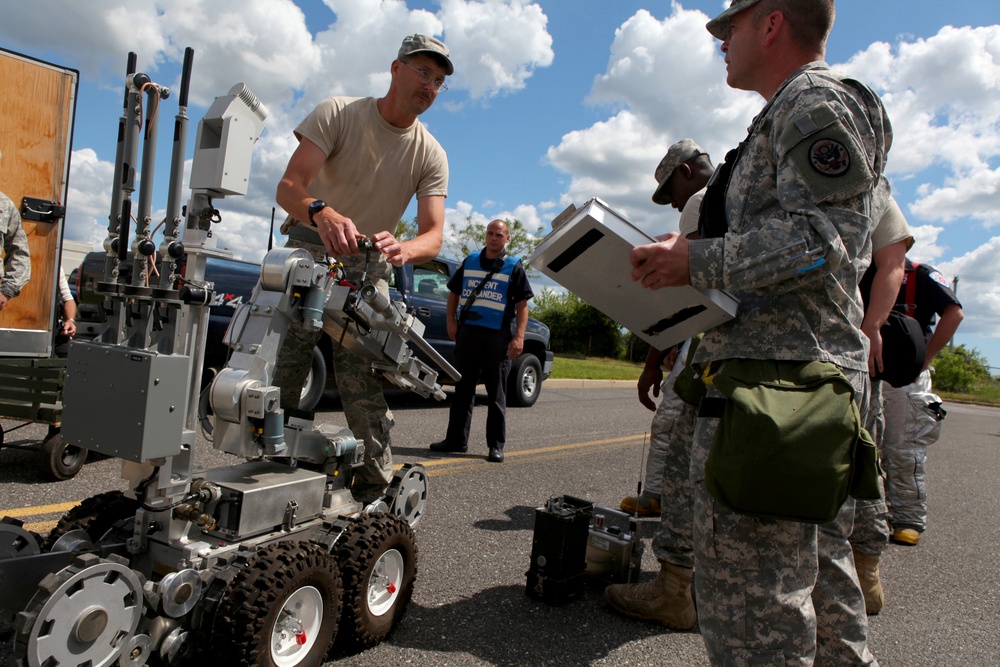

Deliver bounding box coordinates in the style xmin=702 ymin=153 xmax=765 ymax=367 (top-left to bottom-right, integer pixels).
xmin=932 ymin=344 xmax=992 ymax=393
xmin=447 ymin=216 xmax=544 ymax=271
xmin=395 ymin=218 xmax=418 ymax=241
xmin=399 ymin=215 xmax=544 ymax=270
xmin=622 ymin=331 xmax=653 ymax=364
xmin=532 ymin=288 xmax=624 ymax=358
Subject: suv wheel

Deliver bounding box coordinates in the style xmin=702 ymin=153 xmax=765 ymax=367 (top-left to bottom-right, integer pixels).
xmin=299 ymin=346 xmax=327 ymax=412
xmin=508 ymin=353 xmax=542 ymax=407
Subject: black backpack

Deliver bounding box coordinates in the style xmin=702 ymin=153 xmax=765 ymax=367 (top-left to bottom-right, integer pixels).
xmin=875 ymin=263 xmax=926 ymax=388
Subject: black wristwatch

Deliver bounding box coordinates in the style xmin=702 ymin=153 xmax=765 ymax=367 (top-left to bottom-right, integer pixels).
xmin=307 ymin=199 xmax=328 ymax=225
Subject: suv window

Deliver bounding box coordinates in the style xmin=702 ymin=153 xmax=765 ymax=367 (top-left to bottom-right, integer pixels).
xmin=413 ymin=265 xmax=450 ymax=301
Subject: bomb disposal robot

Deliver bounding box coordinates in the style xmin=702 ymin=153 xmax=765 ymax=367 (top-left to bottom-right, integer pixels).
xmin=0 ymin=49 xmax=457 ymax=667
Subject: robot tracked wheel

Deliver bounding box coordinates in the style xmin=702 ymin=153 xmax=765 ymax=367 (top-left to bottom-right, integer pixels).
xmin=14 ymin=553 xmax=144 ymax=667
xmin=384 ymin=464 xmax=429 ymax=528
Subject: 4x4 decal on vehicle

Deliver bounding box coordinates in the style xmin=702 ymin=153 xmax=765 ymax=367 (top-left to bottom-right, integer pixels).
xmin=212 ymin=292 xmax=245 ymax=309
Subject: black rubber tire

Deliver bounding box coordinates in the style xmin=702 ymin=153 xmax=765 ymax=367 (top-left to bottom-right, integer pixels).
xmin=508 ymin=353 xmax=542 ymax=407
xmin=333 ymin=513 xmax=418 ymax=650
xmin=298 ymin=346 xmax=327 ymax=412
xmin=37 ymin=432 xmax=87 ymax=481
xmin=42 ymin=490 xmax=139 ymax=551
xmin=211 ymin=542 xmax=342 ymax=667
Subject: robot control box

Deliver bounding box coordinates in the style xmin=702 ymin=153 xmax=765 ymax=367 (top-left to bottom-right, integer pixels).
xmin=526 ymin=496 xmax=646 ymax=605
xmin=63 ymin=342 xmax=190 ymax=461
xmin=528 ymin=197 xmax=739 ymax=351
xmin=525 ymin=495 xmax=592 ymax=605
xmin=586 ymin=506 xmax=643 ymax=585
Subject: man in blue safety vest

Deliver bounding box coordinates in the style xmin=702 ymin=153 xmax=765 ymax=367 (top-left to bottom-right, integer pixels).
xmin=429 ymin=219 xmax=534 ymax=463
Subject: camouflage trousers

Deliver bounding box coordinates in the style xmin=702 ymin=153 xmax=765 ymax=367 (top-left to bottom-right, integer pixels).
xmin=851 ymin=380 xmax=891 ymax=556
xmin=691 ymin=365 xmax=878 ymax=666
xmin=640 ymin=345 xmax=689 ymax=498
xmin=648 ymin=385 xmax=697 ymax=569
xmin=272 ymin=238 xmax=394 ymax=496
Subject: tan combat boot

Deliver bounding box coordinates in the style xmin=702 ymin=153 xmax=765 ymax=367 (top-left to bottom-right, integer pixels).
xmin=891 ymin=527 xmax=921 ymax=545
xmin=619 ymin=492 xmax=661 ymax=518
xmin=604 ymin=561 xmax=696 ymax=630
xmin=852 ymin=548 xmax=884 ymax=615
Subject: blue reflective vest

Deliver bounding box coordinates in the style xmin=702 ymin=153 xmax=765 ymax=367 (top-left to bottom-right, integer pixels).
xmin=460 ymin=252 xmax=519 ymax=330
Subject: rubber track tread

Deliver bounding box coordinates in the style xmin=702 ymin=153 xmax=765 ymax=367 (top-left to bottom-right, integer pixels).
xmin=333 ymin=512 xmax=418 ymax=650
xmin=42 ymin=490 xmax=139 ymax=550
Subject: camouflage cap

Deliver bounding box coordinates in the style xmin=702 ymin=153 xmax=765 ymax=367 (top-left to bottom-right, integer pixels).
xmin=706 ymin=0 xmax=765 ymax=40
xmin=652 ymin=139 xmax=706 ymax=205
xmin=398 ymin=34 xmax=454 ymax=76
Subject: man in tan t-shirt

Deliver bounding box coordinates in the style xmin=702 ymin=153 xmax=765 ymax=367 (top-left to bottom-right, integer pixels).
xmin=274 ymin=34 xmax=453 ymax=503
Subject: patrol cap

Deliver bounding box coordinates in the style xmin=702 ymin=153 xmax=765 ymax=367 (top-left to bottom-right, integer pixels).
xmin=652 ymin=139 xmax=706 ymax=205
xmin=706 ymin=0 xmax=765 ymax=40
xmin=398 ymin=34 xmax=454 ymax=76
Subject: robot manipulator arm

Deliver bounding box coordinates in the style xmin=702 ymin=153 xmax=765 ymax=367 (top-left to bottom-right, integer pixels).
xmin=210 ymin=247 xmax=333 ymax=458
xmin=210 ymin=246 xmax=457 ymax=459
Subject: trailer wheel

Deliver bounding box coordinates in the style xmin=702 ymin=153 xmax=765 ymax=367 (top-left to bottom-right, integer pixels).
xmin=43 ymin=490 xmax=139 ymax=551
xmin=212 ymin=542 xmax=342 ymax=667
xmin=333 ymin=513 xmax=417 ymax=649
xmin=38 ymin=432 xmax=87 ymax=480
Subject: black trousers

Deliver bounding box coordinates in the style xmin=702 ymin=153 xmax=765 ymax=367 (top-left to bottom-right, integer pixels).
xmin=445 ymin=324 xmax=511 ymax=450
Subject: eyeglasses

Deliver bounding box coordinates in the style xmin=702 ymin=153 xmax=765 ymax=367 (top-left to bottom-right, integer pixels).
xmin=401 ymin=60 xmax=448 ymax=92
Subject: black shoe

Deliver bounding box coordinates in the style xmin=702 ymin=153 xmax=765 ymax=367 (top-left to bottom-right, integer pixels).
xmin=429 ymin=440 xmax=468 ymax=453
xmin=487 ymin=447 xmax=504 ymax=463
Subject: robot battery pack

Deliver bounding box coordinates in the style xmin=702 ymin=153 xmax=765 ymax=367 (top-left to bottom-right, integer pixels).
xmin=525 ymin=495 xmax=593 ymax=605
xmin=586 ymin=506 xmax=644 ymax=584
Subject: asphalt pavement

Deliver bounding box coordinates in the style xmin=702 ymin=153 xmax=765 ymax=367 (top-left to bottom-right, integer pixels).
xmin=1 ymin=381 xmax=998 ymax=666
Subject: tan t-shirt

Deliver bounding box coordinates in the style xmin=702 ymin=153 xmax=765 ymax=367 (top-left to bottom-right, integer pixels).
xmin=283 ymin=96 xmax=448 ymax=238
xmin=872 ymin=197 xmax=913 ymax=254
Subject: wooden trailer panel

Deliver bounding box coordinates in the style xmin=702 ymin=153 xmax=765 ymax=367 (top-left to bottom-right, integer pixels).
xmin=0 ymin=49 xmax=78 ymax=356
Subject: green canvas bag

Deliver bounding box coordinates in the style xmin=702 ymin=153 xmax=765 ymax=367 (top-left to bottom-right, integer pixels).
xmin=672 ymin=334 xmax=706 ymax=408
xmin=704 ymin=359 xmax=881 ymax=524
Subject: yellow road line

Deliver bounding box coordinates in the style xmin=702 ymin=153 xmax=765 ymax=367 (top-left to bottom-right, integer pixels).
xmin=416 ymin=433 xmax=646 ymax=468
xmin=2 ymin=501 xmax=79 ymax=518
xmin=23 ymin=520 xmax=58 ymax=534
xmin=4 ymin=433 xmax=647 ymax=527
xmin=429 ymin=442 xmax=634 ymax=476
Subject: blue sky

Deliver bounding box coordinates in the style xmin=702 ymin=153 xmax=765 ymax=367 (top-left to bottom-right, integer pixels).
xmin=3 ymin=0 xmax=999 ymax=370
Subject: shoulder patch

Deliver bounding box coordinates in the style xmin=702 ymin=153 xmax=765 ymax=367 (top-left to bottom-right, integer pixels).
xmin=778 ymin=100 xmax=874 ymax=203
xmin=809 ymin=139 xmax=851 ymax=177
xmin=928 ymin=269 xmax=950 ymax=288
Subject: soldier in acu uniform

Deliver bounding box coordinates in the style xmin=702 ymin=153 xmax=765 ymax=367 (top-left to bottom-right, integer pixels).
xmin=603 ymin=139 xmax=714 ymax=632
xmin=0 ymin=147 xmax=31 ymax=311
xmin=628 ymin=1 xmax=891 ymax=663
